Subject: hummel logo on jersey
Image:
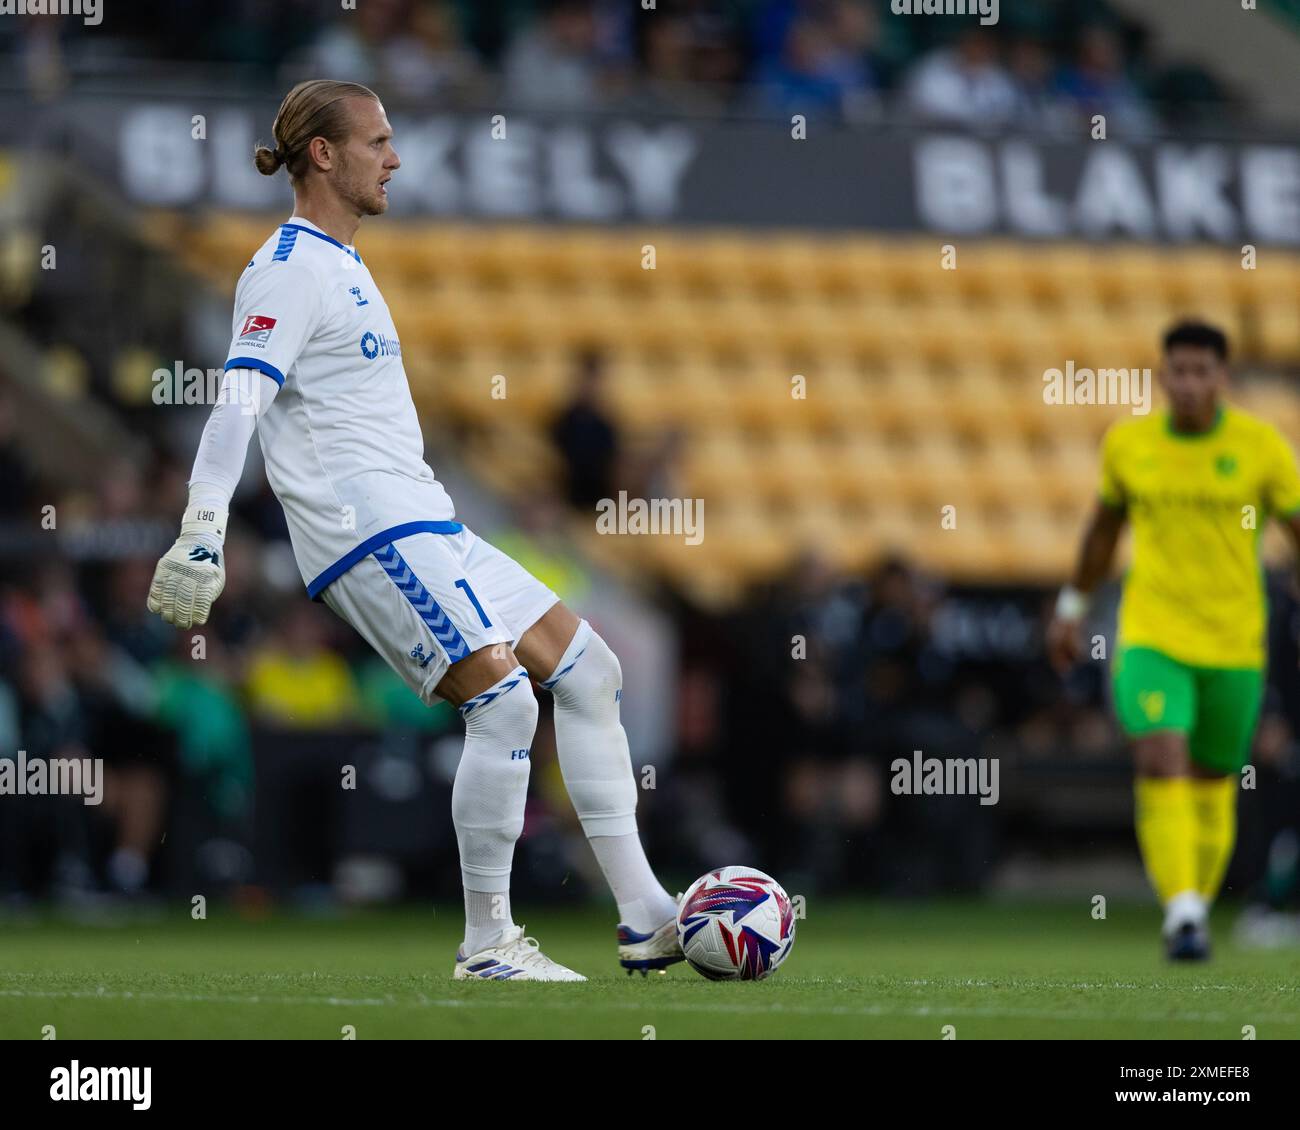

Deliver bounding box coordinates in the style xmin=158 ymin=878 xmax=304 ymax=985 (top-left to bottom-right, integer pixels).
xmin=239 ymin=314 xmax=277 ymax=343
xmin=188 ymin=545 xmax=220 ymax=566
xmin=350 ymin=286 xmax=369 ymax=306
xmin=409 ymin=643 xmax=436 ymax=668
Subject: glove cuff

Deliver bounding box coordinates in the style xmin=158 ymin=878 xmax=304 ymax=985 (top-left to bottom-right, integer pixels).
xmin=180 ymin=503 xmax=229 ymax=544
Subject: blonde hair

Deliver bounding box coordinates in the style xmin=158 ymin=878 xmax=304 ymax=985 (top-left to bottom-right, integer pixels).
xmin=253 ymin=79 xmax=379 ymax=180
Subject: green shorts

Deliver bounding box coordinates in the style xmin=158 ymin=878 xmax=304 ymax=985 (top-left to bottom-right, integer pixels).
xmin=1111 ymin=646 xmax=1263 ymax=774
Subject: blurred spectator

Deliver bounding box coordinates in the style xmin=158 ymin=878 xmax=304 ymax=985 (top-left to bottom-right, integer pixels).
xmin=683 ymin=5 xmax=744 ymax=93
xmin=627 ymin=9 xmax=696 ymax=114
xmin=751 ymin=7 xmax=877 ymax=120
xmin=0 ymin=393 xmax=33 ymax=517
xmin=15 ymin=14 xmax=68 ymax=100
xmin=1053 ymin=24 xmax=1154 ymax=136
xmin=503 ymin=0 xmax=602 ymax=111
xmin=550 ymin=349 xmax=621 ymax=511
xmin=0 ymin=0 xmax=1241 ymax=130
xmin=630 ymin=426 xmax=687 ymax=504
xmin=356 ymin=654 xmax=456 ymax=733
xmin=1233 ymin=708 xmax=1300 ymax=947
xmin=299 ymin=0 xmax=476 ymax=99
xmin=1008 ymin=34 xmax=1072 ymax=132
xmin=489 ymin=490 xmax=592 ymax=603
xmin=68 ymin=628 xmax=175 ymax=896
xmin=827 ymin=0 xmax=883 ymax=120
xmin=102 ymin=559 xmax=174 ymax=667
xmin=622 ymin=7 xmax=729 ymax=115
xmin=153 ymin=632 xmax=254 ymax=825
xmin=244 ymin=603 xmax=361 ymax=730
xmin=903 ymin=27 xmax=1018 ymax=128
xmin=5 ymin=644 xmax=96 ymax=899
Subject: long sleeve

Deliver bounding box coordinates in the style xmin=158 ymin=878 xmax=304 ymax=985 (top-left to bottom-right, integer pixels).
xmin=187 ymin=368 xmax=279 ymax=510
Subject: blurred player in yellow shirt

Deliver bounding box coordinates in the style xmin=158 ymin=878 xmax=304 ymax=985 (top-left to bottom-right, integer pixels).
xmin=1047 ymin=321 xmax=1300 ymax=960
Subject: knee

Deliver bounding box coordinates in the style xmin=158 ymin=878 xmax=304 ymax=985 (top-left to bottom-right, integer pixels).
xmin=454 ymin=673 xmax=537 ymax=832
xmin=463 ymin=667 xmax=540 ymax=739
xmin=550 ymin=631 xmax=622 ymax=717
xmin=496 ymin=680 xmax=540 ymax=740
xmin=1134 ymin=733 xmax=1188 ymax=778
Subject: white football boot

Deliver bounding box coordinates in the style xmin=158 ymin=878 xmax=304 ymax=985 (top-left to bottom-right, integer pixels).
xmin=453 ymin=925 xmax=587 ymax=982
xmin=1163 ymin=891 xmax=1211 ymax=962
xmin=618 ymin=894 xmax=686 ymax=976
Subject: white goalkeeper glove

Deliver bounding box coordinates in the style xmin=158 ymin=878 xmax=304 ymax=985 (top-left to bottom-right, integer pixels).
xmin=147 ymin=504 xmax=228 ymax=628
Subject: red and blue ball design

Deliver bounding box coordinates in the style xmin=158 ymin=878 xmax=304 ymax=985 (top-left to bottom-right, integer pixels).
xmin=676 ymin=866 xmax=796 ymax=981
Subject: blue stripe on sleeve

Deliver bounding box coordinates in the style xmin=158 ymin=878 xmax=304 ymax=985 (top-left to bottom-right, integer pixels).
xmin=224 ymin=357 xmax=285 ymax=387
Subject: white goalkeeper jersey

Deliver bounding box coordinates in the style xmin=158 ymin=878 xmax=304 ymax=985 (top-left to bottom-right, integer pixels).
xmin=224 ymin=215 xmax=457 ymax=598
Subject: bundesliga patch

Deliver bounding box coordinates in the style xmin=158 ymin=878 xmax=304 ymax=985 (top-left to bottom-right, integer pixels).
xmin=238 ymin=315 xmax=277 ymax=344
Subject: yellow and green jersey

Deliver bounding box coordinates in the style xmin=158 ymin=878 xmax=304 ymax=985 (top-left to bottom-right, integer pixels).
xmin=1098 ymin=404 xmax=1300 ymax=669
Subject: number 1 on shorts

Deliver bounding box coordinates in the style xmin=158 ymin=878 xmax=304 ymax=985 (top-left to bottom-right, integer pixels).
xmin=455 ymin=578 xmax=492 ymax=628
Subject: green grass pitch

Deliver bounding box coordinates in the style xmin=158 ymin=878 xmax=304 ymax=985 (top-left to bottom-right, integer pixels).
xmin=1 ymin=900 xmax=1297 ymax=1039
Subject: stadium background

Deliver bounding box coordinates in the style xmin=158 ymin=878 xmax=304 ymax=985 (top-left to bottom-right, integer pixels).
xmin=2 ymin=0 xmax=1300 ymax=954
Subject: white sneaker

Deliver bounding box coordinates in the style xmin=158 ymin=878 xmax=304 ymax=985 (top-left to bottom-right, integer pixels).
xmin=618 ymin=895 xmax=686 ymax=976
xmin=453 ymin=925 xmax=587 ymax=982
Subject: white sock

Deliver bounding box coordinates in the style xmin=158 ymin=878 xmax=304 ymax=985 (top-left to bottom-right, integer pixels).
xmin=589 ymin=833 xmax=678 ymax=932
xmin=545 ymin=622 xmax=675 ymax=932
xmin=452 ymin=665 xmax=537 ymax=952
xmin=1163 ymin=889 xmax=1208 ymax=936
xmin=463 ymin=888 xmax=514 ymax=956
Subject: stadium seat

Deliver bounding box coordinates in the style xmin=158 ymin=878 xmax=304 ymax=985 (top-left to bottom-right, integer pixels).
xmin=162 ymin=215 xmax=1300 ymax=593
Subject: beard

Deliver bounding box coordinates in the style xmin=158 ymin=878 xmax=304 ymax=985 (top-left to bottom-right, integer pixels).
xmin=356 ymin=183 xmax=388 ymax=216
xmin=336 ymin=154 xmax=388 ymax=216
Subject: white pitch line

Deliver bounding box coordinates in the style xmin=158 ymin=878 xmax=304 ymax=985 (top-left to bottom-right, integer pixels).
xmin=899 ymin=978 xmax=1300 ymax=993
xmin=1 ymin=988 xmax=1297 ymax=1027
xmin=7 ymin=970 xmax=1290 ymax=994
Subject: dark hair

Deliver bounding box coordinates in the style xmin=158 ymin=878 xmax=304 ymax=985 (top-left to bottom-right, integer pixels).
xmin=253 ymin=79 xmax=379 ymax=180
xmin=1163 ymin=320 xmax=1229 ymax=361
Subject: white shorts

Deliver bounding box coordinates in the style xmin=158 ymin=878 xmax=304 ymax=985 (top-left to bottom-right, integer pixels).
xmin=320 ymin=526 xmax=560 ymax=705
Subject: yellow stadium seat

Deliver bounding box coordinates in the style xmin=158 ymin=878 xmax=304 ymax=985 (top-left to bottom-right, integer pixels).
xmin=208 ymin=218 xmax=1300 ymax=598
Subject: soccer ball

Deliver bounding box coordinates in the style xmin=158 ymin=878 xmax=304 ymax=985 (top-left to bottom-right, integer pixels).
xmin=676 ymin=866 xmax=795 ymax=981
